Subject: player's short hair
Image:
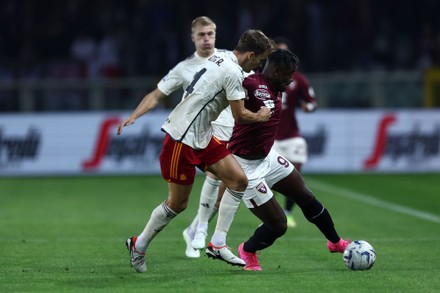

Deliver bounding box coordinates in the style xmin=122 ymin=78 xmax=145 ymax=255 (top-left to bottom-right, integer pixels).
xmin=235 ymin=29 xmax=273 ymax=56
xmin=191 ymin=16 xmax=216 ymax=33
xmin=267 ymin=49 xmax=300 ymax=71
xmin=273 ymin=36 xmax=294 ymax=51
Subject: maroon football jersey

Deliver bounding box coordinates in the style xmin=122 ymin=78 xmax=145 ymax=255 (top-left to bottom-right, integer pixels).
xmin=228 ymin=73 xmax=282 ymax=159
xmin=275 ymin=71 xmax=316 ymax=140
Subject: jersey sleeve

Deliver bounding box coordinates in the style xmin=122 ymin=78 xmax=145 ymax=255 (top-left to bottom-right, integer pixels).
xmin=224 ymin=67 xmax=246 ymax=101
xmin=157 ymin=62 xmax=184 ymax=96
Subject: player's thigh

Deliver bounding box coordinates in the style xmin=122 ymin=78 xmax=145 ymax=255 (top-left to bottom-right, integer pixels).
xmin=205 ymin=171 xmax=219 ymax=180
xmin=271 ymin=169 xmax=315 ymax=206
xmin=207 ymin=154 xmax=247 ymax=191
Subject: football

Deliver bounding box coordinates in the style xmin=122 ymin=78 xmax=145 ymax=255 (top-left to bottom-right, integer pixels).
xmin=343 ymin=240 xmax=376 ymax=270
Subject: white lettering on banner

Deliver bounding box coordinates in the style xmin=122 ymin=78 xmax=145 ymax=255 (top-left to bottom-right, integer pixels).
xmin=0 ymin=110 xmax=439 ymax=176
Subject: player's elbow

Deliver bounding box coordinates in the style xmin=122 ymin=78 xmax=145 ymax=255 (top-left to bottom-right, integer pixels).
xmin=234 ymin=116 xmax=247 ymax=124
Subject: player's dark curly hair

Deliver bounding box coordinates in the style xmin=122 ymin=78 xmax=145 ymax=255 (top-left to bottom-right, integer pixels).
xmin=235 ymin=29 xmax=273 ymax=55
xmin=267 ymin=49 xmax=300 ymax=71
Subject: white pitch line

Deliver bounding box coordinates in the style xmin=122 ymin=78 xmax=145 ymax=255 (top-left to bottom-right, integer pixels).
xmin=307 ymin=178 xmax=440 ymax=224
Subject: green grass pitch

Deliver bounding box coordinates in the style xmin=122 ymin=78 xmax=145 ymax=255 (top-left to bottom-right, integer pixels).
xmin=1 ymin=173 xmax=439 ymax=292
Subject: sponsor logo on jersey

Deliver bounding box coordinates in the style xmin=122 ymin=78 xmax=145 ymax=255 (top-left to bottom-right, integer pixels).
xmin=254 ymin=88 xmax=271 ymax=100
xmin=262 ymin=100 xmax=275 ymax=109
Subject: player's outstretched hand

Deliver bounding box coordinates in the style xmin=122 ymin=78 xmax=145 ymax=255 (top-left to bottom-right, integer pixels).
xmin=117 ymin=117 xmax=136 ymax=135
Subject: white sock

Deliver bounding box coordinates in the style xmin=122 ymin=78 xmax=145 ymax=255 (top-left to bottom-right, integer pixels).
xmin=210 ymin=188 xmax=243 ymax=247
xmin=209 ymin=207 xmax=218 ymax=222
xmin=187 ymin=215 xmax=198 ymax=239
xmin=136 ymin=201 xmax=177 ymax=252
xmin=195 ymin=176 xmax=220 ymax=233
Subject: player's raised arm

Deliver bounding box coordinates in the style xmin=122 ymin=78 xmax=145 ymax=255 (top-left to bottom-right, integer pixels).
xmin=117 ymin=88 xmax=167 ymax=135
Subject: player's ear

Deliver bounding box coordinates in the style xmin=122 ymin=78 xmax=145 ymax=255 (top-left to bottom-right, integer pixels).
xmin=247 ymin=52 xmax=255 ymax=61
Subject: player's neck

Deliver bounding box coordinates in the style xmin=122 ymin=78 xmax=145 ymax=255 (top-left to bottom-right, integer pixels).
xmin=233 ymin=50 xmax=249 ymax=72
xmin=196 ymin=49 xmax=215 ymax=58
xmin=232 ymin=50 xmax=242 ymax=64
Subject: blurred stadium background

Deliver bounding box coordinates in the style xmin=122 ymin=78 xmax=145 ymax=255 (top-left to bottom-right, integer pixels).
xmin=1 ymin=0 xmax=440 ymax=175
xmin=1 ymin=0 xmax=440 ymax=112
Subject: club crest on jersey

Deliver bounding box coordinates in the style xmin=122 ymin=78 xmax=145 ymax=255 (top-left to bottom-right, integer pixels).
xmin=256 ymin=182 xmax=267 ymax=194
xmin=254 ymin=88 xmax=271 ymax=100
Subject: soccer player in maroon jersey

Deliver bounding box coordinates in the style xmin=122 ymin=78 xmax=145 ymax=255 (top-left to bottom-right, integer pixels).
xmin=207 ymin=49 xmax=349 ymax=271
xmin=273 ymin=37 xmax=318 ymax=228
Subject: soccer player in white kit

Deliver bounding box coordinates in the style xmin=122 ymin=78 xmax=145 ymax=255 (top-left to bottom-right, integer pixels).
xmin=126 ymin=16 xmax=236 ymax=259
xmin=117 ymin=25 xmax=273 ymax=273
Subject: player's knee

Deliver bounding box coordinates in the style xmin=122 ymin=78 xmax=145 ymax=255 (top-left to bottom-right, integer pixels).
xmin=166 ymin=200 xmax=188 ymax=213
xmin=269 ymin=217 xmax=287 ymax=236
xmin=277 ymin=220 xmax=288 ymax=236
xmin=256 ymin=223 xmax=285 ymax=246
xmin=230 ymin=174 xmax=248 ymax=192
xmin=273 ymin=224 xmax=287 ymax=237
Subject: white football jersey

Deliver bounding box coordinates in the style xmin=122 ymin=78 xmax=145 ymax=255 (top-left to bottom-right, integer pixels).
xmin=211 ymin=106 xmax=234 ymax=141
xmin=161 ymin=51 xmax=244 ymax=149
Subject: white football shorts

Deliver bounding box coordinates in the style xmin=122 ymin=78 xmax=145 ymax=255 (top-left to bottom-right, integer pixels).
xmin=233 ymin=148 xmax=294 ymax=208
xmin=273 ymin=137 xmax=308 ymax=164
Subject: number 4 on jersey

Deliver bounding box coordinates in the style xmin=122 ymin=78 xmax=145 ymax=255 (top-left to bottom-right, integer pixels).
xmin=184 ymin=68 xmax=207 ymax=99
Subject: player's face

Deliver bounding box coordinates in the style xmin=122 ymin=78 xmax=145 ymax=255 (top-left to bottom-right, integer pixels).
xmin=276 ymin=43 xmax=289 ymax=51
xmin=272 ymin=67 xmax=294 ymax=92
xmin=242 ymin=51 xmax=270 ymax=73
xmin=192 ymin=24 xmax=216 ymax=57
